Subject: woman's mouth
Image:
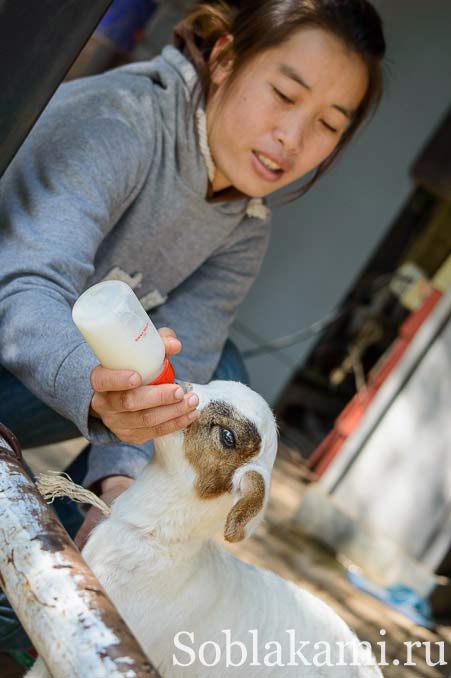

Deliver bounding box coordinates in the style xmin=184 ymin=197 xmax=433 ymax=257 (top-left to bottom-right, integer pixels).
xmin=251 ymin=151 xmax=285 ymax=182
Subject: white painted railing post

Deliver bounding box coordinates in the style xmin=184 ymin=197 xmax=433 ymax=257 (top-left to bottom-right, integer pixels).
xmin=0 ymin=423 xmax=161 ymax=678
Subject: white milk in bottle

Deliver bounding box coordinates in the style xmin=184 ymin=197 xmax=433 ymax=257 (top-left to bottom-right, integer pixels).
xmin=72 ymin=280 xmax=174 ymax=384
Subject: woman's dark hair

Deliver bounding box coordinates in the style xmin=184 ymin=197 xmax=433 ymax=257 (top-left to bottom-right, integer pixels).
xmin=177 ymin=0 xmax=386 ymax=201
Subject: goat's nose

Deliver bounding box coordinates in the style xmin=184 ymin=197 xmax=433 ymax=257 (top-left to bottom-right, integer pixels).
xmin=175 ymin=379 xmax=193 ymax=394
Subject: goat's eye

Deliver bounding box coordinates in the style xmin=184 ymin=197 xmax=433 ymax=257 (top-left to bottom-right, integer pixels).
xmin=220 ymin=427 xmax=236 ymax=449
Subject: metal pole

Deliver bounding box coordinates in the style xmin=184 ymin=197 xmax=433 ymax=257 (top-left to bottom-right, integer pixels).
xmin=0 ymin=424 xmax=161 ymax=678
xmin=66 ymin=0 xmax=158 ymax=80
xmin=0 ymin=0 xmax=113 ymax=176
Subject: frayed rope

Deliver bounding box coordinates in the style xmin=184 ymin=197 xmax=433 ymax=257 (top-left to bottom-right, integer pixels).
xmin=36 ymin=471 xmax=111 ymax=517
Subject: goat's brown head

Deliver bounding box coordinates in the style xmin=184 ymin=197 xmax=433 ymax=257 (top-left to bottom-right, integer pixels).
xmin=181 ymin=381 xmax=278 ymax=543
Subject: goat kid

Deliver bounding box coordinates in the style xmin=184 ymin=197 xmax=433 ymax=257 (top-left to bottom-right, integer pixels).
xmin=27 ymin=380 xmax=382 ymax=677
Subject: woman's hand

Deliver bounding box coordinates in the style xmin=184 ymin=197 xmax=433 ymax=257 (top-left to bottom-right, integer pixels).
xmin=74 ymin=475 xmax=133 ymax=550
xmin=89 ymin=327 xmax=199 ymax=444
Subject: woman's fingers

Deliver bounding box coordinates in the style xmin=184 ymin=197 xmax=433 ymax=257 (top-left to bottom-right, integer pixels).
xmin=158 ymin=326 xmax=182 ymax=356
xmin=111 ymin=382 xmax=185 ymax=412
xmin=158 ymin=326 xmax=177 ymax=339
xmin=89 ymin=325 xmax=192 ymax=444
xmin=90 ymin=365 xmax=141 ymax=392
xmin=90 ymin=327 xmax=181 ymax=395
xmin=117 ymin=409 xmax=199 ymax=445
xmin=113 ymin=392 xmax=199 ymax=430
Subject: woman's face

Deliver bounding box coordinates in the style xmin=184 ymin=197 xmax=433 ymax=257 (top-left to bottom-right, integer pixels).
xmin=206 ymin=27 xmax=369 ymax=197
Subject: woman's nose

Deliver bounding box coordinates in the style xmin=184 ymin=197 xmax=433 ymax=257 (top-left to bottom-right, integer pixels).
xmin=274 ymin=113 xmax=306 ymax=153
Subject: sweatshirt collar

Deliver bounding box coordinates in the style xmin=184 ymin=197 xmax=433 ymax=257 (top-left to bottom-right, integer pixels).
xmin=195 ymin=109 xmax=269 ymax=220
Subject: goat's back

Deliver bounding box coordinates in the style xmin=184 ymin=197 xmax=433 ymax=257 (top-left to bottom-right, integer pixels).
xmin=82 ymin=523 xmax=382 ymax=677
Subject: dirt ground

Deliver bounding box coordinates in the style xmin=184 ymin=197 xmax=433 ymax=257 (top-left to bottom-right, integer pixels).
xmin=228 ymin=446 xmax=451 ymax=678
xmin=1 ymin=438 xmax=450 ymax=677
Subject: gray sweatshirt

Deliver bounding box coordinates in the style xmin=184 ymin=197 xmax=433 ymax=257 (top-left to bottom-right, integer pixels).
xmin=0 ymin=46 xmax=271 ymax=481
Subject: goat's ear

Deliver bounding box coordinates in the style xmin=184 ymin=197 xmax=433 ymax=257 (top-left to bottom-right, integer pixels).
xmin=224 ymin=469 xmax=267 ymax=543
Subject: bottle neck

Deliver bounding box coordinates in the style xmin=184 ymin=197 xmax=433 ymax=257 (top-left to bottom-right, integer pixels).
xmin=149 ymin=356 xmax=175 ymax=385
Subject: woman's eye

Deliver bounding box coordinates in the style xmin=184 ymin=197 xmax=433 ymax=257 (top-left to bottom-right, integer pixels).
xmin=321 ymin=120 xmax=338 ymax=134
xmin=220 ymin=427 xmax=236 ymax=449
xmin=272 ymin=86 xmax=294 ymax=105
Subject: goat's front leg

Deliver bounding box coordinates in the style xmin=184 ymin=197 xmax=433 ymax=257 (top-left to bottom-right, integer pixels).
xmin=24 ymin=656 xmax=52 ymax=678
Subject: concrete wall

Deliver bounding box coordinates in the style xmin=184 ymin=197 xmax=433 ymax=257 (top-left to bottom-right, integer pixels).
xmin=231 ymin=0 xmax=451 ymax=404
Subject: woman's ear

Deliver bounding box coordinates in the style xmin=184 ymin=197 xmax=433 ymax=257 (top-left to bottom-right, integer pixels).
xmin=224 ymin=468 xmax=267 ymax=543
xmin=209 ymin=34 xmax=234 ymax=87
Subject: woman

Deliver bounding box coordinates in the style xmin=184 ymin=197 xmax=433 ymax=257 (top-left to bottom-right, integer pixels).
xmin=0 ymin=0 xmax=385 ymax=654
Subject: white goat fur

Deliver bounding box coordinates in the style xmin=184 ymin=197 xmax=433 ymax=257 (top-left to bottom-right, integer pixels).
xmin=27 ymin=380 xmax=382 ymax=677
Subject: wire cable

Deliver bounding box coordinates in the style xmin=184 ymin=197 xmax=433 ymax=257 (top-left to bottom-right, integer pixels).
xmin=236 ymin=271 xmax=413 ymax=360
xmin=236 ymin=305 xmax=347 ymax=359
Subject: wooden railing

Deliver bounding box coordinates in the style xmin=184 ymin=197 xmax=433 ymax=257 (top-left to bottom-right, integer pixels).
xmin=0 ymin=423 xmax=160 ymax=678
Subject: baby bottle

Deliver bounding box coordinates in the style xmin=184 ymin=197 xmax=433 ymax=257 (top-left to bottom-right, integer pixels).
xmin=72 ymin=280 xmax=174 ymax=385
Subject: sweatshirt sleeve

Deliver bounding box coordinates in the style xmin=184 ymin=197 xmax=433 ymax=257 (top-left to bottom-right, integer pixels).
xmin=150 ymin=216 xmax=272 ymax=383
xmin=0 ymin=77 xmax=152 ymax=443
